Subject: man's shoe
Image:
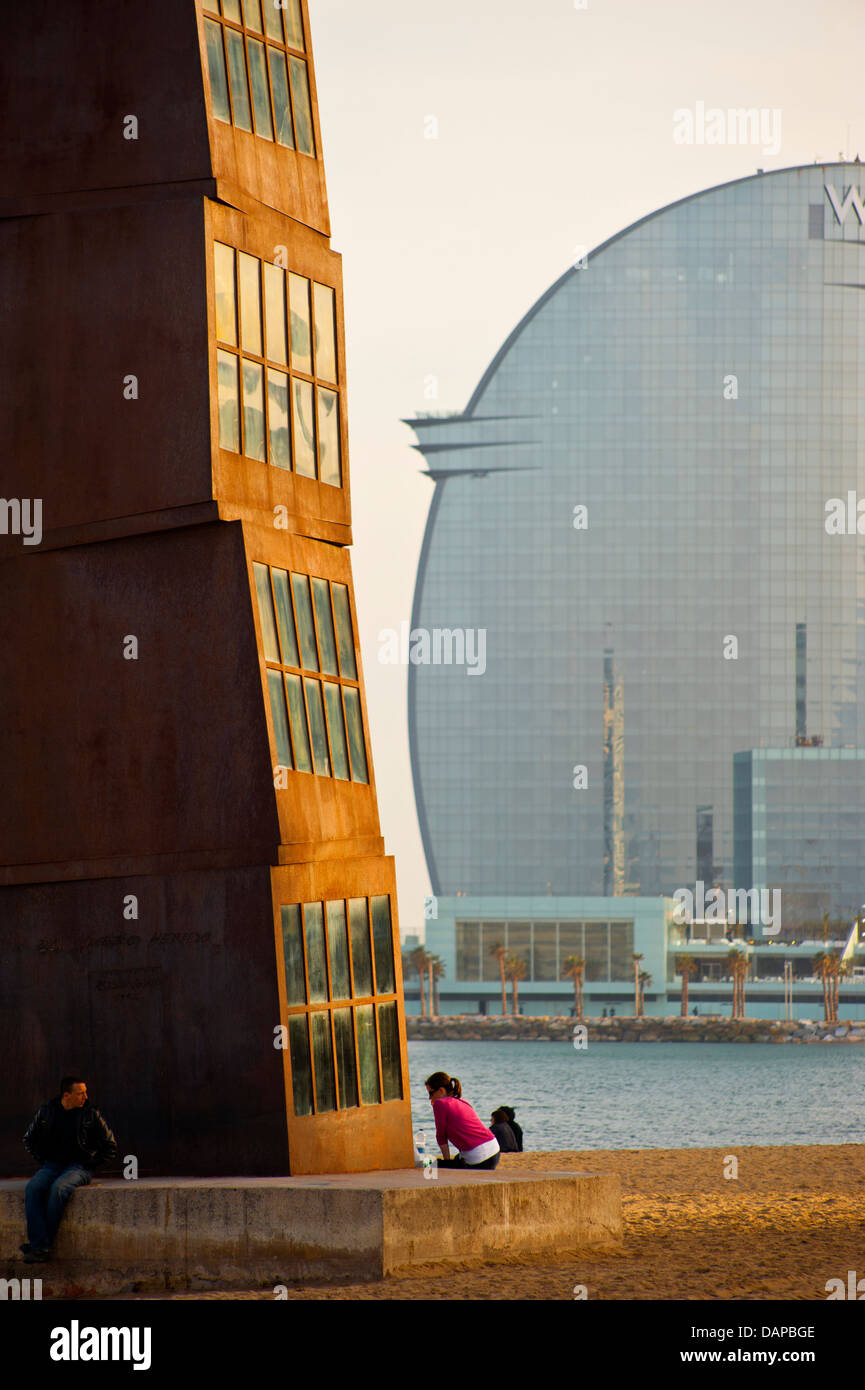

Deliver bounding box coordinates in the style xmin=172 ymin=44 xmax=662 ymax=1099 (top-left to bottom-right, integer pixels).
xmin=22 ymin=1248 xmax=50 ymax=1263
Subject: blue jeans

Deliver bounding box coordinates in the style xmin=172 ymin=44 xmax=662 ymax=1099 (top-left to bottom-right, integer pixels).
xmin=25 ymin=1163 xmax=92 ymax=1250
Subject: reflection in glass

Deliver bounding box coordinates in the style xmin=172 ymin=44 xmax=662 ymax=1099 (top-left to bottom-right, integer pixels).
xmin=267 ymin=669 xmax=292 ymax=767
xmin=247 ymin=39 xmax=273 ymax=138
xmin=333 ymin=1008 xmax=358 ymax=1109
xmin=222 ymin=0 xmax=242 ymax=21
xmin=332 ymin=584 xmax=357 ymax=679
xmin=272 ymin=568 xmax=299 ymax=665
xmin=281 ymin=904 xmax=306 ymax=1006
xmin=214 ymin=242 xmax=237 ymax=346
xmin=242 ymin=0 xmax=263 ymax=31
xmin=313 ymin=284 xmax=337 ymax=382
xmin=217 ymin=350 xmax=239 ymax=451
xmin=304 ymin=678 xmax=331 ymax=776
xmin=343 ymin=687 xmax=369 ymax=783
xmin=292 ymin=379 xmax=316 ymax=477
xmin=311 ymin=578 xmax=338 ymax=675
xmin=253 ymin=562 xmax=279 ymax=661
xmin=355 ymin=1004 xmax=380 ymax=1104
xmin=239 ymin=252 xmax=262 ymax=355
xmin=288 ymin=1015 xmax=313 ymax=1117
xmin=378 ymin=1001 xmax=403 ymax=1101
xmin=205 ymin=22 xmax=231 ymax=125
xmin=289 ymin=57 xmax=315 ymax=154
xmin=262 ymin=0 xmax=283 ymax=41
xmin=267 ymin=49 xmax=294 ymax=147
xmin=371 ymin=896 xmax=396 ymax=993
xmin=289 ymin=274 xmax=312 ymax=373
xmin=326 ymin=901 xmax=351 ymax=999
xmin=283 ymin=0 xmax=305 ymax=50
xmin=311 ymin=1012 xmax=336 ymax=1113
xmin=348 ymin=899 xmax=373 ymax=996
xmin=285 ymin=674 xmax=312 ymax=772
xmin=304 ymin=902 xmax=328 ymax=1002
xmin=224 ymin=29 xmax=253 ymax=132
xmin=316 ymin=386 xmax=341 ymax=487
xmin=267 ymin=370 xmax=290 ymax=470
xmin=242 ymin=360 xmax=266 ymax=460
xmin=264 ymin=263 xmax=287 ymax=364
xmin=324 ymin=683 xmax=350 ymax=781
xmin=290 ymin=573 xmax=319 ymax=670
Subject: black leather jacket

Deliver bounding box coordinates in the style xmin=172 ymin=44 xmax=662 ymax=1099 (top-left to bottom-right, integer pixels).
xmin=23 ymin=1098 xmax=118 ymax=1169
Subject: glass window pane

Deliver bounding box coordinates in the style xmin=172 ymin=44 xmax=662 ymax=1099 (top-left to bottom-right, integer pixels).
xmin=225 ymin=29 xmax=253 ymax=132
xmin=326 ymin=900 xmax=351 ymax=1000
xmin=333 ymin=1007 xmax=358 ymax=1109
xmin=313 ymin=283 xmax=337 ymax=382
xmin=263 ymin=263 xmax=287 ymax=364
xmin=331 ymin=584 xmax=357 ymax=679
xmin=268 ymin=48 xmax=295 ymax=148
xmin=290 ymin=573 xmax=319 ymax=669
xmin=533 ymin=922 xmax=557 ymax=981
xmin=292 ymin=379 xmax=316 ymax=477
xmin=285 ymin=674 xmax=312 ymax=772
xmin=204 ymin=0 xmax=220 ymax=12
xmin=267 ymin=369 xmax=290 ymax=471
xmin=247 ymin=39 xmax=274 ymax=140
xmin=355 ymin=1004 xmax=380 ymax=1104
xmin=267 ymin=669 xmax=292 ymax=767
xmin=378 ymin=1001 xmax=403 ymax=1102
xmin=304 ymin=677 xmax=331 ymax=776
xmin=205 ymin=21 xmax=231 ymax=125
xmin=311 ymin=1011 xmax=336 ymax=1113
xmin=371 ymin=895 xmax=396 ymax=994
xmin=242 ymin=0 xmax=263 ymax=31
xmin=289 ymin=56 xmax=315 ymax=154
xmin=304 ymin=902 xmax=328 ymax=1002
xmin=288 ymin=1015 xmax=313 ymax=1117
xmin=262 ymin=0 xmax=283 ymax=40
xmin=316 ymin=386 xmax=340 ymax=487
xmin=222 ymin=0 xmax=242 ymax=19
xmin=242 ymin=360 xmax=266 ymax=460
xmin=323 ymin=682 xmax=350 ymax=780
xmin=281 ymin=904 xmax=306 ymax=1006
xmin=239 ymin=252 xmax=262 ymax=355
xmin=311 ymin=577 xmax=338 ymax=675
xmin=288 ymin=273 xmax=312 ymax=373
xmin=217 ymin=350 xmax=239 ymax=451
xmin=253 ymin=562 xmax=279 ymax=662
xmin=283 ymin=0 xmax=305 ymax=49
xmin=272 ymin=567 xmax=299 ymax=665
xmin=348 ymin=898 xmax=373 ymax=997
xmin=343 ymin=687 xmax=368 ymax=783
xmin=214 ymin=242 xmax=237 ymax=346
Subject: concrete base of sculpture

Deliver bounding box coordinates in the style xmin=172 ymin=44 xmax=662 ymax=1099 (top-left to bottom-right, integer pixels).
xmin=0 ymin=1169 xmax=621 ymax=1296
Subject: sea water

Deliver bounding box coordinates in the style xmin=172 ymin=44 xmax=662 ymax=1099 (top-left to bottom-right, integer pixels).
xmin=408 ymin=1040 xmax=865 ymax=1150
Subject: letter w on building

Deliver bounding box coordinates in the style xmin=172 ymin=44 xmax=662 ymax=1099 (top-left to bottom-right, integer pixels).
xmin=825 ymin=184 xmax=865 ymax=226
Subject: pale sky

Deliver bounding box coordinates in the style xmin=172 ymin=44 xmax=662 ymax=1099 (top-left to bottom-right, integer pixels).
xmin=307 ymin=0 xmax=865 ymax=940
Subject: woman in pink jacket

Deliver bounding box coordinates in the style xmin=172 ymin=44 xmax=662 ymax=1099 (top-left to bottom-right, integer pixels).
xmin=425 ymin=1071 xmax=501 ymax=1170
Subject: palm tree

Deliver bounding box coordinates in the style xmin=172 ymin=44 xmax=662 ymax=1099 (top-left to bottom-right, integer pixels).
xmin=428 ymin=954 xmax=445 ymax=1016
xmin=812 ymin=951 xmax=834 ymax=1022
xmin=725 ymin=948 xmax=747 ymax=1019
xmin=504 ymin=954 xmax=528 ymax=1015
xmin=632 ymin=953 xmax=644 ymax=1017
xmin=676 ymin=954 xmax=698 ymax=1017
xmin=489 ymin=943 xmax=508 ymax=1016
xmin=827 ymin=954 xmax=846 ymax=1023
xmin=410 ymin=946 xmax=429 ymax=1017
xmin=638 ymin=970 xmax=652 ymax=1016
xmin=561 ymin=955 xmax=586 ymax=1019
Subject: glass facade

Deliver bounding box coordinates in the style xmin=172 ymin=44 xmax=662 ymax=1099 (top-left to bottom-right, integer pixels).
xmin=203 ymin=0 xmax=315 ymax=153
xmin=455 ymin=918 xmax=634 ymax=982
xmin=408 ymin=165 xmax=865 ymax=924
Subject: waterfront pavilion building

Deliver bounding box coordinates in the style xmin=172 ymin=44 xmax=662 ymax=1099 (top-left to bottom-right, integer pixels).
xmin=406 ymin=164 xmax=865 ymax=1020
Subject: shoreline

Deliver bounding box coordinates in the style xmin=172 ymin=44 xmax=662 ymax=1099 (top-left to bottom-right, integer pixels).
xmin=406 ymin=1015 xmax=865 ymax=1044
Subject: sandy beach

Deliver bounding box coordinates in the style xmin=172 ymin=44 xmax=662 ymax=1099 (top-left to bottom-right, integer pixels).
xmin=108 ymin=1143 xmax=865 ymax=1301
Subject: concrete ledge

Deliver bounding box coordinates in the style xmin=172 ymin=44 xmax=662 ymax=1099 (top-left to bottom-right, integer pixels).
xmin=0 ymin=1169 xmax=621 ymax=1295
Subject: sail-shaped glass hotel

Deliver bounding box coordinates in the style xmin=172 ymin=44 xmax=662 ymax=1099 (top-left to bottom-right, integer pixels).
xmin=407 ymin=165 xmax=865 ymax=1016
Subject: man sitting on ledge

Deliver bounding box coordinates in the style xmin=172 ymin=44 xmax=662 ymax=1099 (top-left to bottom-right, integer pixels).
xmin=20 ymin=1075 xmax=117 ymax=1263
